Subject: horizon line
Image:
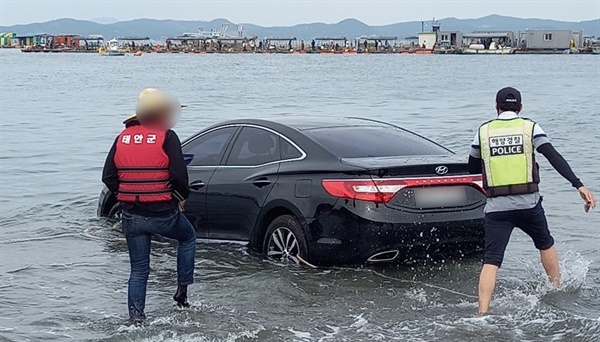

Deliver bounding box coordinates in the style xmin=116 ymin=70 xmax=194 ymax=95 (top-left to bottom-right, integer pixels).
xmin=2 ymin=14 xmax=599 ymax=28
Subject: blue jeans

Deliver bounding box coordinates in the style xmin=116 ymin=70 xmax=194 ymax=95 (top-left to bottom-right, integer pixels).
xmin=121 ymin=210 xmax=196 ymax=319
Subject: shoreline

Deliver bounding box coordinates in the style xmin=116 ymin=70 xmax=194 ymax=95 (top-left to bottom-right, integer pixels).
xmin=12 ymin=48 xmax=598 ymax=55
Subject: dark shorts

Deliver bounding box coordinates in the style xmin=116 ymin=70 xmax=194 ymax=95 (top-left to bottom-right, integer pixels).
xmin=483 ymin=199 xmax=554 ymax=267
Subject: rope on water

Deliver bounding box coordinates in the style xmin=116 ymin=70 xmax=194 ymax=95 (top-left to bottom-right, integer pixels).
xmin=0 ymin=233 xmax=82 ymax=244
xmin=297 ymin=254 xmax=318 ymax=269
xmin=371 ymin=270 xmax=478 ymax=299
xmin=296 ymin=254 xmax=477 ymax=300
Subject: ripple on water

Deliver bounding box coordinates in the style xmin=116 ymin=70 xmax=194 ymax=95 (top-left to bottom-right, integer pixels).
xmin=0 ymin=52 xmax=599 ymax=341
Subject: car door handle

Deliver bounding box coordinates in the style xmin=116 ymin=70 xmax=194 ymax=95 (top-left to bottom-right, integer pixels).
xmin=189 ymin=180 xmax=206 ymax=191
xmin=252 ymin=178 xmax=272 ymax=188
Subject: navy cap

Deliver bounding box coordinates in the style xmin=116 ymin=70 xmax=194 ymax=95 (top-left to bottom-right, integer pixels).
xmin=496 ymin=87 xmax=522 ymax=105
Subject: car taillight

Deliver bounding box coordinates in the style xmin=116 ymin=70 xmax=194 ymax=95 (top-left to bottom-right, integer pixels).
xmin=321 ymin=179 xmax=401 ymax=203
xmin=472 ymin=178 xmax=484 ymax=192
xmin=322 ymin=175 xmax=485 ymax=203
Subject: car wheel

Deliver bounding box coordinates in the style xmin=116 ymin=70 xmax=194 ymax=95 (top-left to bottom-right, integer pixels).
xmin=107 ymin=202 xmax=122 ymax=219
xmin=263 ymin=215 xmax=308 ymax=265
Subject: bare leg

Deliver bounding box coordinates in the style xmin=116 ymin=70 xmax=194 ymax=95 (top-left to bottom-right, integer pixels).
xmin=540 ymin=246 xmax=560 ymax=287
xmin=478 ymin=264 xmax=499 ymax=314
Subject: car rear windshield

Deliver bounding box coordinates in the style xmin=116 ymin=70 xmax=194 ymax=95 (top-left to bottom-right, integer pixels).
xmin=304 ymin=126 xmax=451 ymax=158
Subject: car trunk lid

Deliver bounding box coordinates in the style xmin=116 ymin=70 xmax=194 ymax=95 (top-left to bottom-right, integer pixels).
xmin=340 ymin=155 xmax=468 ymax=177
xmin=339 ymin=155 xmax=485 ymax=210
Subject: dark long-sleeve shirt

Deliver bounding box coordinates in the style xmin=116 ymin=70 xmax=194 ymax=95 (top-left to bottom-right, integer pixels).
xmin=102 ymin=127 xmax=190 ymax=216
xmin=468 ymin=112 xmax=584 ymax=213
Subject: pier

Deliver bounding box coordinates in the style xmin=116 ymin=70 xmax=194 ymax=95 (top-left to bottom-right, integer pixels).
xmin=3 ymin=20 xmax=598 ymax=55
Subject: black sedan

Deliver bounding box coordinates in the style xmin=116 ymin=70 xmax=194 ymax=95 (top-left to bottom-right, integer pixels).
xmin=99 ymin=118 xmax=486 ymax=266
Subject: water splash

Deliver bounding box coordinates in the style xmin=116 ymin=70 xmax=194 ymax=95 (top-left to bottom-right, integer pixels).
xmin=476 ymin=250 xmax=599 ymax=339
xmin=558 ymin=250 xmax=591 ymax=291
xmin=509 ymin=249 xmax=592 ymax=298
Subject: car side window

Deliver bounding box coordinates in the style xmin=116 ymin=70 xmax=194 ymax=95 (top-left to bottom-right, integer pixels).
xmin=280 ymin=137 xmax=302 ymax=160
xmin=226 ymin=127 xmax=280 ymax=166
xmin=183 ymin=127 xmax=237 ymax=166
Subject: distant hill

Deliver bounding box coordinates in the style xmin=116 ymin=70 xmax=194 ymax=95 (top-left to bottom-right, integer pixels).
xmin=1 ymin=15 xmax=598 ymax=40
xmin=90 ymin=17 xmax=119 ymax=25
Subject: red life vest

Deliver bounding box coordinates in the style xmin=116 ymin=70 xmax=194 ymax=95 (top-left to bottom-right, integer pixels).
xmin=114 ymin=125 xmax=172 ymax=203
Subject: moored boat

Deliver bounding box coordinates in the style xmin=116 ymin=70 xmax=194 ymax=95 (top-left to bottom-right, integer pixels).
xmin=461 ymin=43 xmax=515 ymax=54
xmin=563 ymin=48 xmax=580 ymax=54
xmin=460 ymin=32 xmax=516 ymax=54
xmin=20 ymin=47 xmax=65 ymax=53
xmin=100 ymin=38 xmax=125 ymax=56
xmin=433 ymin=40 xmax=457 ymax=54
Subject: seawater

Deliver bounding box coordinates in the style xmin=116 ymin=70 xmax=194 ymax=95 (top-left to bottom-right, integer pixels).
xmin=0 ymin=50 xmax=599 ymax=341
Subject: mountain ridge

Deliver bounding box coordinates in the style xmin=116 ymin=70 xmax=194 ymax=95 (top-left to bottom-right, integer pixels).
xmin=1 ymin=15 xmax=598 ymax=40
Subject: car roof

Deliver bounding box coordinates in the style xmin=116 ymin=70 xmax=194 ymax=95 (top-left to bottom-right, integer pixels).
xmin=185 ymin=117 xmax=452 ymax=161
xmin=213 ymin=117 xmax=393 ymax=131
xmin=202 ymin=117 xmax=449 ymax=152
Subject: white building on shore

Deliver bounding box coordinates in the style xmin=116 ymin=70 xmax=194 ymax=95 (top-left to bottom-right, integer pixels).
xmin=519 ymin=30 xmax=583 ymax=50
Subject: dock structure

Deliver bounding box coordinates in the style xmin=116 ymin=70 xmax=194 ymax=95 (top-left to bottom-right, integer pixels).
xmin=164 ymin=34 xmax=258 ymax=53
xmin=72 ymin=35 xmax=104 ymax=52
xmin=313 ymin=37 xmax=348 ymax=53
xmin=116 ymin=36 xmax=152 ymax=52
xmin=164 ymin=35 xmax=206 ymax=53
xmin=218 ymin=36 xmax=257 ymax=53
xmin=264 ymin=37 xmax=296 ymax=53
xmin=9 ymin=18 xmax=595 ymax=55
xmin=356 ymin=36 xmax=398 ymax=53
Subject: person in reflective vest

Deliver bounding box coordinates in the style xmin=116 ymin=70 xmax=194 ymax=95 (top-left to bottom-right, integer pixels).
xmin=479 ymin=116 xmax=540 ymax=197
xmin=469 ymin=87 xmax=596 ymax=314
xmin=102 ymin=89 xmax=195 ymax=323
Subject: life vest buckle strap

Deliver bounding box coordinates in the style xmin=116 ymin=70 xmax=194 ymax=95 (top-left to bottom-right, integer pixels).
xmin=486 ymin=182 xmax=539 ymax=198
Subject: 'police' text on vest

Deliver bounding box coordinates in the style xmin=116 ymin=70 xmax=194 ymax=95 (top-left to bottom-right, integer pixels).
xmin=489 ymin=134 xmax=524 ymax=156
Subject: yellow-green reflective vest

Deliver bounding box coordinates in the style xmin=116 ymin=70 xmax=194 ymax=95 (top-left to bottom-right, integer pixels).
xmin=479 ymin=117 xmax=540 ymax=197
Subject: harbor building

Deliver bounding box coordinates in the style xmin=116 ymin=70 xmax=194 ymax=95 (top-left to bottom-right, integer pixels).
xmin=519 ymin=30 xmax=584 ymax=50
xmin=437 ymin=31 xmax=463 ymax=47
xmin=52 ymin=34 xmax=78 ymax=47
xmin=13 ymin=34 xmax=51 ymax=47
xmin=0 ymin=33 xmax=16 ymax=47
xmin=418 ymin=32 xmax=437 ymax=49
xmin=417 ymin=18 xmax=441 ymax=50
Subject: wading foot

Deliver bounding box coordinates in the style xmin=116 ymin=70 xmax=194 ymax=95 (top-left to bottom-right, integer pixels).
xmin=129 ymin=316 xmax=145 ymax=325
xmin=173 ymin=285 xmax=190 ymax=308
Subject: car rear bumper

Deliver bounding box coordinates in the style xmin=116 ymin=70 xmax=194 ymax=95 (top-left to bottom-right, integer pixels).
xmin=306 ymin=204 xmax=484 ymax=266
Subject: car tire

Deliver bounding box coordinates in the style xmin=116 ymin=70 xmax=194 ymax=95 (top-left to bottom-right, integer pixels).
xmin=107 ymin=202 xmax=122 ymax=219
xmin=263 ymin=215 xmax=309 ymax=265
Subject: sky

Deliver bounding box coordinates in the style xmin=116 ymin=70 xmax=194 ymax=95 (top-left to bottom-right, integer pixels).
xmin=1 ymin=0 xmax=598 ymax=27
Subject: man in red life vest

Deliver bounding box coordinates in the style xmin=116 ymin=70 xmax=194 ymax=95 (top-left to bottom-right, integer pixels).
xmin=102 ymin=89 xmax=195 ymax=323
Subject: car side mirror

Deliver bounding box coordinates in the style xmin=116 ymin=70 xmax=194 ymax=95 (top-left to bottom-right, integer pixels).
xmin=183 ymin=154 xmax=194 ymax=166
